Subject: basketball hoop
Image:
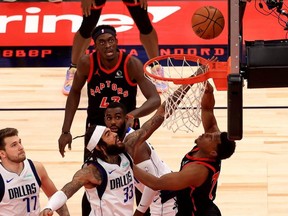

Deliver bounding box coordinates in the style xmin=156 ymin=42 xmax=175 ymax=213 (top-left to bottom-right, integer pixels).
xmin=144 ymin=54 xmax=230 ymax=133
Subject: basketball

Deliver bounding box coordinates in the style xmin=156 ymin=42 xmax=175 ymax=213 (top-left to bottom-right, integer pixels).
xmin=192 ymin=6 xmax=225 ymax=40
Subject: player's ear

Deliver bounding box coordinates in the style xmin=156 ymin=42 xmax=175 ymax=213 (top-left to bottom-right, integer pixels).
xmin=210 ymin=150 xmax=218 ymax=158
xmin=0 ymin=150 xmax=6 ymax=159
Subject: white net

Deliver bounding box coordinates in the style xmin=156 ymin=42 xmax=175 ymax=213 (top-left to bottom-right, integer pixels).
xmin=145 ymin=56 xmax=208 ymax=133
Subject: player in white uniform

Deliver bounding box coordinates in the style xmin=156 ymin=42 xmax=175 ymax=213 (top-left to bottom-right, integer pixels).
xmin=40 ymin=125 xmax=135 ymax=216
xmin=40 ymin=106 xmax=177 ymax=216
xmin=104 ymin=102 xmax=177 ymax=216
xmin=0 ymin=158 xmax=41 ymax=215
xmin=86 ymin=153 xmax=134 ymax=216
xmin=0 ymin=127 xmax=69 ymax=216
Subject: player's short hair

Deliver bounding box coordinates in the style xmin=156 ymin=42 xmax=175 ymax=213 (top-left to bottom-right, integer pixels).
xmin=217 ymin=132 xmax=236 ymax=160
xmin=92 ymin=25 xmax=117 ymax=42
xmin=0 ymin=128 xmax=18 ymax=150
xmin=106 ymin=102 xmax=127 ymax=115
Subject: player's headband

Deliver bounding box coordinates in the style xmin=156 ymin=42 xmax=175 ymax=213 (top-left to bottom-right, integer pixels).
xmin=92 ymin=28 xmax=116 ymax=42
xmin=86 ymin=125 xmax=106 ymax=152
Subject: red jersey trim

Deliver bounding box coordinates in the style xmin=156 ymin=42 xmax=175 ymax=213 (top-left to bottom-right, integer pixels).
xmin=123 ymin=54 xmax=137 ymax=87
xmin=97 ymin=50 xmax=123 ymax=74
xmin=123 ymin=2 xmax=141 ymax=6
xmin=182 ymin=161 xmax=216 ymax=173
xmin=186 ymin=149 xmax=216 ymax=163
xmin=91 ymin=2 xmax=105 ymax=10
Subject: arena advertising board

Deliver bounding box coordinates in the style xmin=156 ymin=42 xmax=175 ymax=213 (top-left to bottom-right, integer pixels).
xmin=0 ymin=0 xmax=287 ymax=67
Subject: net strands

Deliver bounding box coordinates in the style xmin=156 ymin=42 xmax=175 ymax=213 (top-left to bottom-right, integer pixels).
xmin=163 ymin=81 xmax=207 ymax=133
xmin=147 ymin=56 xmax=208 ymax=133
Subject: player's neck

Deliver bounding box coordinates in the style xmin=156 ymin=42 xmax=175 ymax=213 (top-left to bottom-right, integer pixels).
xmin=106 ymin=155 xmax=120 ymax=165
xmin=2 ymin=160 xmax=24 ymax=175
xmin=100 ymin=52 xmax=119 ymax=70
xmin=193 ymin=150 xmax=215 ymax=160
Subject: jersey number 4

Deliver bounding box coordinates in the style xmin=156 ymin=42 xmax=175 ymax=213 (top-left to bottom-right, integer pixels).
xmin=100 ymin=97 xmax=121 ymax=108
xmin=209 ymin=171 xmax=220 ymax=200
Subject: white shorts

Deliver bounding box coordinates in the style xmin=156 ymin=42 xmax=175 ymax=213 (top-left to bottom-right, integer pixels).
xmin=150 ymin=194 xmax=177 ymax=216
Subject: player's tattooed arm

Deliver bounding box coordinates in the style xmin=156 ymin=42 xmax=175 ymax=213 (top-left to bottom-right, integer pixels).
xmin=124 ymin=105 xmax=165 ymax=150
xmin=62 ymin=165 xmax=102 ymax=198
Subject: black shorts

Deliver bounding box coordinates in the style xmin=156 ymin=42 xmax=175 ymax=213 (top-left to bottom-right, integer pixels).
xmin=95 ymin=0 xmax=143 ymax=6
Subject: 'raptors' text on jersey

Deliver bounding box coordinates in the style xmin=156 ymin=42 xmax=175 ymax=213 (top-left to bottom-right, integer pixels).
xmin=87 ymin=50 xmax=137 ymax=126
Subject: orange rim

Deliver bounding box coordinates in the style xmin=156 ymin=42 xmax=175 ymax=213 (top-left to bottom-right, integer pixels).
xmin=144 ymin=54 xmax=230 ymax=90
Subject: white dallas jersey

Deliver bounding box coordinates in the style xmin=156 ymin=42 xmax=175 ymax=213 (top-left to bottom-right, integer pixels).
xmin=125 ymin=128 xmax=171 ymax=179
xmin=126 ymin=128 xmax=177 ymax=216
xmin=86 ymin=153 xmax=134 ymax=216
xmin=0 ymin=159 xmax=41 ymax=216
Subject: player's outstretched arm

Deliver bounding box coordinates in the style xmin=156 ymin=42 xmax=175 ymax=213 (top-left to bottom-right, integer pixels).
xmin=126 ymin=56 xmax=161 ymax=119
xmin=34 ymin=161 xmax=70 ymax=216
xmin=201 ymin=81 xmax=220 ymax=133
xmin=40 ymin=165 xmax=102 ymax=215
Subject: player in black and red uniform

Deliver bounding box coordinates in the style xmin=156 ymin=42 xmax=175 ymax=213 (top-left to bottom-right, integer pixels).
xmin=175 ymin=144 xmax=222 ymax=216
xmin=63 ymin=0 xmax=167 ymax=95
xmin=58 ymin=25 xmax=159 ymax=160
xmin=132 ymin=81 xmax=236 ymax=216
xmin=58 ymin=24 xmax=160 ymax=216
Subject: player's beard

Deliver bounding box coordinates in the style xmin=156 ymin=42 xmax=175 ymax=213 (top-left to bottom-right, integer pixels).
xmin=106 ymin=144 xmax=125 ymax=155
xmin=7 ymin=153 xmax=26 ymax=163
xmin=117 ymin=122 xmax=127 ymax=141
